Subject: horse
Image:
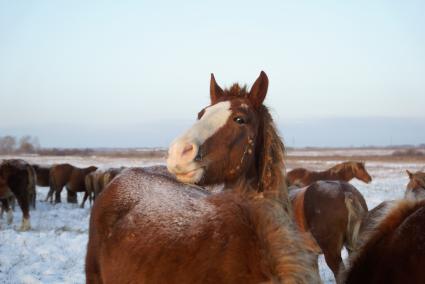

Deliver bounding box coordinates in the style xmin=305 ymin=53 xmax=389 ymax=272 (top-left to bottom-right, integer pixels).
xmin=48 ymin=164 xmax=97 ymax=204
xmin=83 ymin=169 xmax=106 ymax=208
xmin=46 ymin=163 xmax=73 ymax=203
xmin=0 ymin=159 xmax=36 ymax=230
xmin=287 ymin=161 xmax=372 ymax=187
xmin=86 ymin=72 xmax=320 ymax=283
xmin=98 ymin=167 xmax=125 ymax=198
xmin=405 ymin=170 xmax=425 ymax=200
xmin=31 ymin=164 xmax=51 ymax=187
xmin=289 ymin=180 xmax=368 ymax=283
xmin=66 ymin=165 xmax=98 ymax=206
xmin=342 ymin=199 xmax=425 ymax=284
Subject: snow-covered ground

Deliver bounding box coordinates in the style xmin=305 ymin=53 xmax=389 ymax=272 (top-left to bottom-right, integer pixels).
xmin=0 ymin=154 xmax=423 ymax=283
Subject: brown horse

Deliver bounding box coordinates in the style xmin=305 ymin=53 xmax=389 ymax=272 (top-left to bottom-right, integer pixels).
xmin=98 ymin=167 xmax=125 ymax=198
xmin=287 ymin=161 xmax=372 ymax=187
xmin=86 ymin=72 xmax=320 ymax=283
xmin=48 ymin=164 xmax=97 ymax=204
xmin=0 ymin=159 xmax=36 ymax=230
xmin=290 ymin=180 xmax=368 ymax=282
xmin=83 ymin=169 xmax=106 ymax=208
xmin=31 ymin=164 xmax=51 ymax=187
xmin=342 ymin=199 xmax=425 ymax=284
xmin=406 ymin=170 xmax=425 ymax=200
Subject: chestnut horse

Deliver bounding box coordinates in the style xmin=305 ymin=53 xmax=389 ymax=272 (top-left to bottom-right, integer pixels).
xmin=83 ymin=169 xmax=105 ymax=208
xmin=405 ymin=170 xmax=425 ymax=200
xmin=342 ymin=199 xmax=425 ymax=284
xmin=290 ymin=180 xmax=368 ymax=282
xmin=287 ymin=161 xmax=372 ymax=187
xmin=0 ymin=159 xmax=36 ymax=230
xmin=48 ymin=164 xmax=97 ymax=204
xmin=86 ymin=72 xmax=320 ymax=283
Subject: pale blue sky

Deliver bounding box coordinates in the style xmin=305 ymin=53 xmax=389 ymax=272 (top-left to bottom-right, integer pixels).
xmin=1 ymin=1 xmax=424 ymax=147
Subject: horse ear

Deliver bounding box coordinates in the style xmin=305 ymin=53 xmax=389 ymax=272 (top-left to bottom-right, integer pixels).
xmin=249 ymin=71 xmax=269 ymax=108
xmin=406 ymin=170 xmax=413 ymax=179
xmin=210 ymin=73 xmax=224 ymax=104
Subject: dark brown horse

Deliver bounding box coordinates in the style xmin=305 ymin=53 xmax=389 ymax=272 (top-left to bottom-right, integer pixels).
xmin=0 ymin=159 xmax=36 ymax=230
xmin=48 ymin=164 xmax=97 ymax=204
xmin=86 ymin=72 xmax=320 ymax=283
xmin=290 ymin=180 xmax=368 ymax=282
xmin=31 ymin=164 xmax=51 ymax=187
xmin=342 ymin=199 xmax=425 ymax=284
xmin=287 ymin=161 xmax=372 ymax=187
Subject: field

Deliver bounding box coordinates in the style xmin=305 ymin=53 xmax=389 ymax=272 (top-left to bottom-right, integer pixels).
xmin=0 ymin=149 xmax=424 ymax=283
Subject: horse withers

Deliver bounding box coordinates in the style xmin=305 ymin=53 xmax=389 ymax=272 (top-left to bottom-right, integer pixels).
xmin=0 ymin=159 xmax=36 ymax=231
xmin=290 ymin=180 xmax=368 ymax=283
xmin=86 ymin=72 xmax=320 ymax=283
xmin=287 ymin=161 xmax=372 ymax=187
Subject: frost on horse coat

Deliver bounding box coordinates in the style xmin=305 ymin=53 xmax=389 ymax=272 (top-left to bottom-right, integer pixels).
xmin=86 ymin=72 xmax=320 ymax=283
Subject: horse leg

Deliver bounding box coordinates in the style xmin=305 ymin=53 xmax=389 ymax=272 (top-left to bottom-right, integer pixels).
xmin=322 ymin=242 xmax=345 ymax=284
xmin=81 ymin=191 xmax=88 ymax=208
xmin=45 ymin=187 xmax=54 ymax=202
xmin=55 ymin=185 xmax=63 ymax=203
xmin=67 ymin=188 xmax=78 ymax=204
xmin=1 ymin=199 xmax=13 ymax=225
xmin=14 ymin=192 xmax=31 ymax=231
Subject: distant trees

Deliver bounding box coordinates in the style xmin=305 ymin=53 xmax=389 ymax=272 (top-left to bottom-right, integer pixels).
xmin=0 ymin=135 xmax=40 ymax=154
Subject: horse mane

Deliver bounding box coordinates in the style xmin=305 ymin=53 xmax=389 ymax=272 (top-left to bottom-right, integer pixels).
xmin=220 ymin=83 xmax=288 ymax=211
xmin=412 ymin=171 xmax=425 ymax=188
xmin=342 ymin=199 xmax=425 ymax=282
xmin=330 ymin=161 xmax=355 ymax=174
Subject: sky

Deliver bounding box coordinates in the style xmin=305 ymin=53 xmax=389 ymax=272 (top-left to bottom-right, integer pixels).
xmin=1 ymin=1 xmax=424 ymax=148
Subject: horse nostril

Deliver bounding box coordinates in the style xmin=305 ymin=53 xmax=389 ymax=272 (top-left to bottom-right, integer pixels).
xmin=182 ymin=144 xmax=194 ymax=156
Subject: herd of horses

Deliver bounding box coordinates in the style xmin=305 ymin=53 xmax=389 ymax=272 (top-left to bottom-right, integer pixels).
xmin=1 ymin=72 xmax=425 ymax=283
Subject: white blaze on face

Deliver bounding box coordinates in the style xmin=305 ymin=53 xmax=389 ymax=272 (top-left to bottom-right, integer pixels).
xmin=167 ymin=101 xmax=232 ymax=183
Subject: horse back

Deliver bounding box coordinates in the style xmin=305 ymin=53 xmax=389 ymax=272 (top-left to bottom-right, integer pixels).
xmin=87 ymin=168 xmax=279 ymax=283
xmin=345 ymin=199 xmax=425 ymax=284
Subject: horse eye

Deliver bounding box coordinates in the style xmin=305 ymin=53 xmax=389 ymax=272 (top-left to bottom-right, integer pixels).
xmin=233 ymin=116 xmax=245 ymax=124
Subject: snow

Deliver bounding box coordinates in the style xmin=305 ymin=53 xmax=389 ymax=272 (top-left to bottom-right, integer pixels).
xmin=0 ymin=154 xmax=422 ymax=283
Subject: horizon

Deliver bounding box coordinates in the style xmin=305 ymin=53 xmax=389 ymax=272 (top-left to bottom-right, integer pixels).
xmin=1 ymin=1 xmax=424 ymax=148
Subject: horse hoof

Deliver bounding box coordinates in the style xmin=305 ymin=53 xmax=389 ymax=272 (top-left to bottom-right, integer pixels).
xmin=19 ymin=218 xmax=31 ymax=231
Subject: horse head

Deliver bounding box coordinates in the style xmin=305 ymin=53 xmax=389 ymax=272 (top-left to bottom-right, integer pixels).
xmin=167 ymin=71 xmax=286 ymax=195
xmin=406 ymin=170 xmax=425 ymax=200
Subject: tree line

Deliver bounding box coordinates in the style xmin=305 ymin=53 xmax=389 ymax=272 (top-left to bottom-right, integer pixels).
xmin=0 ymin=135 xmax=40 ymax=154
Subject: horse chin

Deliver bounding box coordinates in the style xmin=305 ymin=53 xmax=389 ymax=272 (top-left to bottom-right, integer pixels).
xmin=174 ymin=167 xmax=204 ymax=184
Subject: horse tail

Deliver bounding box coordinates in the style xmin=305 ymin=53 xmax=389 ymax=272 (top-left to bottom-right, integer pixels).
xmin=27 ymin=165 xmax=37 ymax=209
xmin=344 ymin=191 xmax=367 ymax=253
